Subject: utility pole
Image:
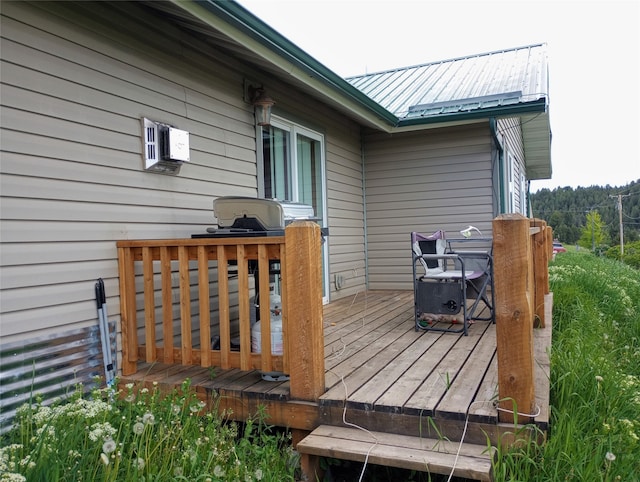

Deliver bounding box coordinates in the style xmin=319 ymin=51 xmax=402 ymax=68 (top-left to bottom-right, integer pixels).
xmin=609 ymin=194 xmax=631 ymax=256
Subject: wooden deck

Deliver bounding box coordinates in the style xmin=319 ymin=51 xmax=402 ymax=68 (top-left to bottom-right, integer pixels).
xmin=121 ymin=289 xmax=551 ymax=450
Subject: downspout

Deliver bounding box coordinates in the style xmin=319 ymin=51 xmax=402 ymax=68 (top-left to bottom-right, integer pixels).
xmin=490 ymin=118 xmax=505 ymax=214
xmin=361 ymin=134 xmax=369 ymax=287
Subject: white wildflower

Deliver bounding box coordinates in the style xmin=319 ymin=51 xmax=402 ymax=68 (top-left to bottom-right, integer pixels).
xmin=605 ymin=451 xmax=616 ymax=462
xmin=133 ymin=422 xmax=145 ymax=435
xmin=89 ymin=422 xmax=116 ymax=442
xmin=142 ymin=412 xmax=155 ymax=425
xmin=102 ymin=438 xmax=117 ymax=454
xmin=100 ymin=453 xmax=110 ymax=466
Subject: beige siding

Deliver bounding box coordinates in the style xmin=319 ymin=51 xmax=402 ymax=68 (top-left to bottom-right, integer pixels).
xmin=0 ymin=1 xmax=366 ymax=344
xmin=363 ymin=123 xmax=495 ymax=290
xmin=497 ymin=118 xmax=527 ymax=214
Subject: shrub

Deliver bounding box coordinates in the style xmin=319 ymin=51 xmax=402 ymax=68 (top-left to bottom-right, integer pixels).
xmin=604 ymin=240 xmax=640 ymax=269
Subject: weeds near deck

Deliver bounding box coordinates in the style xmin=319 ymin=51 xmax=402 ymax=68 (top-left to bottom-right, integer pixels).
xmin=0 ymin=379 xmax=295 ymax=481
xmin=493 ymin=252 xmax=640 ymax=481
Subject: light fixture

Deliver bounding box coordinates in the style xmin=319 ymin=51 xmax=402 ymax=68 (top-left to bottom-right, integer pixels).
xmin=249 ymin=86 xmax=275 ymax=126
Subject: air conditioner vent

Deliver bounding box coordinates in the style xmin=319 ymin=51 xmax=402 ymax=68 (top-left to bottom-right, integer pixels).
xmin=141 ymin=118 xmax=189 ymax=175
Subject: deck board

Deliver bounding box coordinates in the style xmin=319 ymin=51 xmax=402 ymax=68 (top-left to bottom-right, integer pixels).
xmin=403 ymin=323 xmax=490 ymax=417
xmin=121 ymin=289 xmax=551 ymax=449
xmin=435 ymin=326 xmax=496 ymax=420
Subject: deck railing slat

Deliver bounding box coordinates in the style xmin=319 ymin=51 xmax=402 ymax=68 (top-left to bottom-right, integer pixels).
xmin=279 ymin=243 xmax=289 ymax=374
xmin=178 ymin=245 xmax=192 ymax=365
xmin=258 ymin=244 xmax=273 ymax=373
xmin=160 ymin=246 xmax=174 ymax=363
xmin=237 ymin=244 xmax=251 ymax=371
xmin=198 ymin=245 xmax=211 ymax=367
xmin=217 ymin=245 xmax=231 ymax=369
xmin=142 ymin=246 xmax=157 ymax=362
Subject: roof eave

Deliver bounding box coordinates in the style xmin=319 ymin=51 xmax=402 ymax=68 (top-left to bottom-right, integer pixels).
xmin=175 ymin=0 xmax=398 ymax=129
xmin=521 ymin=111 xmax=552 ymax=180
xmin=398 ymin=99 xmax=552 ymax=180
xmin=397 ymin=98 xmax=547 ymax=127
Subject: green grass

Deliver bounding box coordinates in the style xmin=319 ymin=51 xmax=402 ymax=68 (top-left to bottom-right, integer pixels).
xmin=0 ymin=380 xmax=296 ymax=481
xmin=494 ymin=252 xmax=640 ymax=481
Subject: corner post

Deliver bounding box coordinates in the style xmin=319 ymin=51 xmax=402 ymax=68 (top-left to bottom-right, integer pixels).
xmin=530 ymin=218 xmax=548 ymax=328
xmin=284 ymin=221 xmax=325 ymax=401
xmin=493 ymin=214 xmax=535 ymax=424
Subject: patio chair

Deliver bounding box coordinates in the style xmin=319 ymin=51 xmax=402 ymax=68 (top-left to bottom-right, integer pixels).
xmin=411 ymin=231 xmax=494 ymax=335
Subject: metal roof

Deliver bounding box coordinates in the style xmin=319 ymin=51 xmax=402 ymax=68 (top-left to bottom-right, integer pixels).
xmin=155 ymin=2 xmax=551 ymax=179
xmin=346 ymin=44 xmax=552 ymax=179
xmin=346 ymin=44 xmax=549 ymax=121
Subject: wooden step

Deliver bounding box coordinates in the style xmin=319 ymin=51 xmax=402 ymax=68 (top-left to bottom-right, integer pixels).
xmin=296 ymin=425 xmax=495 ymax=482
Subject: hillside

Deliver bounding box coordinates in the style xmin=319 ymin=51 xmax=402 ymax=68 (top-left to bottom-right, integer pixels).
xmin=530 ymin=180 xmax=640 ymax=246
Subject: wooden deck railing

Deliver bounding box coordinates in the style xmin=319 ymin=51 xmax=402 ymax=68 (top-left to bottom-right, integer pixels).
xmin=492 ymin=214 xmax=552 ymax=423
xmin=116 ymin=221 xmax=325 ymax=402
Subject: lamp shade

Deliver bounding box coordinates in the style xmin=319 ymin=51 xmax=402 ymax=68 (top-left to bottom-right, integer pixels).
xmin=251 ymin=88 xmax=275 ymax=126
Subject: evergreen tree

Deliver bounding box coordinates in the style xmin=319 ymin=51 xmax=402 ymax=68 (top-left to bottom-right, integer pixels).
xmin=530 ymin=180 xmax=640 ymax=248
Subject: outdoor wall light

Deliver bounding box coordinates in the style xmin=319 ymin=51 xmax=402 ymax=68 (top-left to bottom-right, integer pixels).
xmin=249 ymin=86 xmax=275 ymax=126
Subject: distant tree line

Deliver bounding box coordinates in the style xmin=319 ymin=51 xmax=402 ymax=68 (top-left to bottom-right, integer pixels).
xmin=530 ymin=179 xmax=640 ymax=249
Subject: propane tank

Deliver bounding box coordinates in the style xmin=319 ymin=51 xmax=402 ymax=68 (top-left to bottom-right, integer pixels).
xmin=251 ymin=293 xmax=282 ymax=354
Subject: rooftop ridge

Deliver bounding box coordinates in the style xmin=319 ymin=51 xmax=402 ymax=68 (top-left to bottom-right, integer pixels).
xmin=345 ymin=42 xmax=547 ymax=80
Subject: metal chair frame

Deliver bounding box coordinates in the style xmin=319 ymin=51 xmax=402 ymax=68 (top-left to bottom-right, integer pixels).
xmin=411 ymin=231 xmax=494 ymax=335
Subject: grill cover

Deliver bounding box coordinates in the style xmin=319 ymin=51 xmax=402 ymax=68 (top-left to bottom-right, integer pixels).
xmin=213 ymin=196 xmax=316 ymax=231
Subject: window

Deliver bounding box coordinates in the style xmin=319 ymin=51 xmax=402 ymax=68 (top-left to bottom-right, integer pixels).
xmin=258 ymin=117 xmax=329 ymax=303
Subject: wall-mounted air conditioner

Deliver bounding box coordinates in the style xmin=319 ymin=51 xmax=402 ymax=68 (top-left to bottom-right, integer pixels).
xmin=142 ymin=118 xmax=190 ymax=175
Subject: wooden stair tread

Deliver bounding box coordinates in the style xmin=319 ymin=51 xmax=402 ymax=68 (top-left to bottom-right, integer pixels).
xmin=297 ymin=425 xmax=495 ymax=481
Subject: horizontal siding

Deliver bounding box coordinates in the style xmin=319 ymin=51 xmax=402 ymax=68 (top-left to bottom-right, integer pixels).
xmin=0 ymin=0 xmax=253 ymax=342
xmin=364 ymin=123 xmax=495 ymax=290
xmin=497 ymin=118 xmax=526 ymax=213
xmin=0 ymin=1 xmax=368 ymax=344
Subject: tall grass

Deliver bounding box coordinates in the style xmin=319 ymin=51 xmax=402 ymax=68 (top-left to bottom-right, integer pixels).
xmin=0 ymin=380 xmax=296 ymax=481
xmin=494 ymin=252 xmax=640 ymax=481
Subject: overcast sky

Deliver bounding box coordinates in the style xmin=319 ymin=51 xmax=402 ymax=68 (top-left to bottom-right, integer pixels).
xmin=236 ymin=0 xmax=640 ymax=192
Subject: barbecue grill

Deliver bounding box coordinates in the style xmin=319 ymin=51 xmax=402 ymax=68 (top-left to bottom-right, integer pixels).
xmin=192 ymin=196 xmax=319 ymax=238
xmin=192 ymin=197 xmax=321 ymax=381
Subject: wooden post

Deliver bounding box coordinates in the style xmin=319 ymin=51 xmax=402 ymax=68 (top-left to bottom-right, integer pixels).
xmin=530 ymin=219 xmax=548 ymax=328
xmin=292 ymin=428 xmax=323 ymax=482
xmin=493 ymin=214 xmax=535 ymax=424
xmin=117 ymin=246 xmax=138 ymax=375
xmin=545 ymin=226 xmax=553 ymax=271
xmin=284 ymin=221 xmax=325 ymax=401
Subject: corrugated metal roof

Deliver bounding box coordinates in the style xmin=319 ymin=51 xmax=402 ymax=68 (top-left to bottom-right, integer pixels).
xmin=346 ymin=44 xmax=548 ymax=121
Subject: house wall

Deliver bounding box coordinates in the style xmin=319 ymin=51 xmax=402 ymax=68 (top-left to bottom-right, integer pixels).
xmin=363 ymin=123 xmax=496 ymax=290
xmin=0 ymin=1 xmax=365 ymax=347
xmin=496 ymin=117 xmax=528 ymax=214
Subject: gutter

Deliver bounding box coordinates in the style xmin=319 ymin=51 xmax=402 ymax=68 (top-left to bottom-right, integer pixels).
xmin=397 ymin=98 xmax=547 ymax=129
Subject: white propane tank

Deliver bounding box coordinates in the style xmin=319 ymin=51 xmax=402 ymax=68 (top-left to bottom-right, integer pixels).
xmin=251 ymin=293 xmax=282 ymax=354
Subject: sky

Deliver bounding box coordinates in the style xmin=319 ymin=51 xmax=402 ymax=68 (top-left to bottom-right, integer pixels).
xmin=236 ymin=0 xmax=640 ymax=192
